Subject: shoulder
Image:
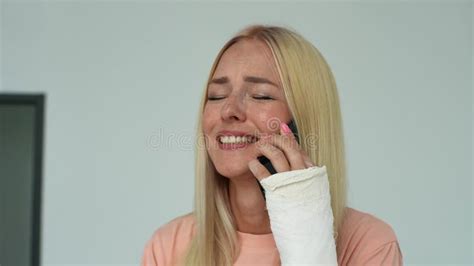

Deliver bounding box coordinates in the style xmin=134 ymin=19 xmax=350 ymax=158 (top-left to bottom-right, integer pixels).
xmin=340 ymin=207 xmax=399 ymax=245
xmin=151 ymin=212 xmax=196 ymax=242
xmin=337 ymin=207 xmax=403 ymax=265
xmin=141 ymin=212 xmax=196 ymax=266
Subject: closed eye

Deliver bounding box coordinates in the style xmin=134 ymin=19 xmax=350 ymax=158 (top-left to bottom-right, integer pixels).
xmin=253 ymin=95 xmax=273 ymax=100
xmin=207 ymin=95 xmax=274 ymax=101
xmin=207 ymin=96 xmax=225 ymax=101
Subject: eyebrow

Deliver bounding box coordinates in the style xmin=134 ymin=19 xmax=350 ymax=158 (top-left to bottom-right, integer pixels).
xmin=209 ymin=76 xmax=278 ymax=87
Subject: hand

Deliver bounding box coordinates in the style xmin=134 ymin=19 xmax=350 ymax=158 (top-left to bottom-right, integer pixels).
xmin=246 ymin=122 xmax=337 ymax=265
xmin=248 ymin=122 xmax=314 ymax=180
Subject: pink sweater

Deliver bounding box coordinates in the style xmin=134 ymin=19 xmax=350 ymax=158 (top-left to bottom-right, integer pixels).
xmin=141 ymin=207 xmax=403 ymax=265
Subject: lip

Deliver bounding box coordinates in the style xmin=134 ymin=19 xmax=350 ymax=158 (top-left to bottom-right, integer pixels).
xmin=217 ymin=130 xmax=257 ymax=137
xmin=218 ymin=141 xmax=252 ymax=150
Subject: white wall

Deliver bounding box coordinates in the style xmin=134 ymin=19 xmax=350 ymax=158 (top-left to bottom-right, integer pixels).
xmin=1 ymin=1 xmax=472 ymax=265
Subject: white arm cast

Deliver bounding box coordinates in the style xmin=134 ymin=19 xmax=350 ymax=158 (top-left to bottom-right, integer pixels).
xmin=259 ymin=165 xmax=338 ymax=266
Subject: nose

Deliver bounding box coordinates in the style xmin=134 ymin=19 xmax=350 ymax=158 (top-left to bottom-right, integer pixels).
xmin=221 ymin=94 xmax=246 ymax=121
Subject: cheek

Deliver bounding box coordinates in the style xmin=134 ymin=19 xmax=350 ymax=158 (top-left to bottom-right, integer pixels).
xmin=250 ymin=105 xmax=291 ymax=132
xmin=257 ymin=116 xmax=280 ymax=133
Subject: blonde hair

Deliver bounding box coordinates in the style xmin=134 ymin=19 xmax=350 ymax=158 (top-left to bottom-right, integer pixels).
xmin=182 ymin=24 xmax=348 ymax=266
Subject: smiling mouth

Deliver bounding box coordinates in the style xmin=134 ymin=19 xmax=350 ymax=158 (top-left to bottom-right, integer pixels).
xmin=217 ymin=135 xmax=259 ymax=144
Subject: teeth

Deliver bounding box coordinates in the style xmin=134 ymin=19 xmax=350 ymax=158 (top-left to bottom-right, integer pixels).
xmin=219 ymin=136 xmax=255 ymax=144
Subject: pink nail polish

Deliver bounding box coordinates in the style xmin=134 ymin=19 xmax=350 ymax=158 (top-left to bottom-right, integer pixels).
xmin=281 ymin=123 xmax=291 ymax=134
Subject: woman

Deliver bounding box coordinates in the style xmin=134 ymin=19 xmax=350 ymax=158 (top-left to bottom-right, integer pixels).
xmin=142 ymin=24 xmax=403 ymax=266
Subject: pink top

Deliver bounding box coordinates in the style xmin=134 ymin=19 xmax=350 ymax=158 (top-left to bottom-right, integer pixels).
xmin=141 ymin=207 xmax=403 ymax=265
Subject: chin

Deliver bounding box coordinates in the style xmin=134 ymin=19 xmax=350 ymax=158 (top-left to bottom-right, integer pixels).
xmin=214 ymin=163 xmax=252 ymax=179
xmin=208 ymin=148 xmax=257 ymax=179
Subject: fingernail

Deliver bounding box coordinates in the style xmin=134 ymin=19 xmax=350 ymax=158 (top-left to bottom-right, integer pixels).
xmin=280 ymin=123 xmax=291 ymax=135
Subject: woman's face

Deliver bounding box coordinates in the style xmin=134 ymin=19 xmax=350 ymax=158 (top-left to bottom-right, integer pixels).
xmin=202 ymin=39 xmax=292 ymax=179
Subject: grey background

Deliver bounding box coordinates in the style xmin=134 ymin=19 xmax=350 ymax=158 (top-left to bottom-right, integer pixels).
xmin=1 ymin=1 xmax=472 ymax=265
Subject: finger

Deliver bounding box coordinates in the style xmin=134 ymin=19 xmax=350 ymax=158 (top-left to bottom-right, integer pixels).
xmin=280 ymin=122 xmax=298 ymax=143
xmin=248 ymin=159 xmax=271 ymax=181
xmin=264 ymin=134 xmax=306 ymax=170
xmin=255 ymin=141 xmax=291 ymax=173
xmin=301 ymin=150 xmax=315 ymax=167
xmin=280 ymin=123 xmax=316 ymax=169
xmin=304 ymin=159 xmax=314 ymax=168
xmin=280 ymin=122 xmax=302 ymax=153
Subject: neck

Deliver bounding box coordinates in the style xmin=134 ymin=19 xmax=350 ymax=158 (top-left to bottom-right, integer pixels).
xmin=228 ymin=172 xmax=271 ymax=234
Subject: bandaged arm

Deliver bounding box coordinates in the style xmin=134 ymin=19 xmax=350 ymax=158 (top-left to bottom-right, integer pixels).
xmin=259 ymin=165 xmax=337 ymax=266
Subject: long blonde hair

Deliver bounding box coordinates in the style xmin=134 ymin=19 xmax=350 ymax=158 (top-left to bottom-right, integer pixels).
xmin=183 ymin=24 xmax=348 ymax=266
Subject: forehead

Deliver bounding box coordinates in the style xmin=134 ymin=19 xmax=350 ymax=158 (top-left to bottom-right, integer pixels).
xmin=213 ymin=39 xmax=279 ymax=79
